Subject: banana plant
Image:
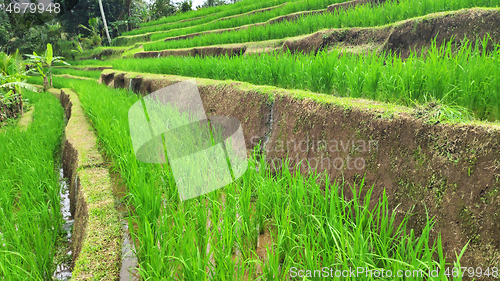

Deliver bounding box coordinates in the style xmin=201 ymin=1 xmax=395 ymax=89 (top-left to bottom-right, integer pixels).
xmin=25 ymin=43 xmax=70 ymax=92
xmin=0 ymin=49 xmax=35 ymax=117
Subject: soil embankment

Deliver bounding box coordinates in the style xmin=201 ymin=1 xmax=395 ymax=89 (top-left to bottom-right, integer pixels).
xmin=99 ymin=69 xmax=500 ymax=275
xmin=284 ymin=8 xmax=500 ymax=57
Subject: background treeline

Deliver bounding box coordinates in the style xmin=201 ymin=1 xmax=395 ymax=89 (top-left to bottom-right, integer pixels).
xmin=0 ymin=0 xmax=242 ymax=58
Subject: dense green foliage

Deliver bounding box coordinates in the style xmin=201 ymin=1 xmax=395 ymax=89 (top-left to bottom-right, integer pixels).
xmin=113 ymin=37 xmax=500 ymax=121
xmin=144 ymin=0 xmax=500 ymax=51
xmin=0 ymin=90 xmax=64 ymax=279
xmin=29 ymin=76 xmax=469 ymax=280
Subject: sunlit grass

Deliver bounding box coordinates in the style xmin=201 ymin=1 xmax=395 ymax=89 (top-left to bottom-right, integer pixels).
xmin=58 ymin=60 xmax=112 ymax=67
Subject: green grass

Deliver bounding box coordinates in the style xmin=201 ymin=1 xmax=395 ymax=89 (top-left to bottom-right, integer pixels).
xmin=112 ymin=37 xmax=500 ymax=122
xmin=33 ymin=76 xmax=470 ymax=280
xmin=144 ymin=0 xmax=500 ymax=51
xmin=138 ymin=0 xmax=290 ymax=29
xmin=0 ymin=89 xmax=64 ymax=279
xmin=55 ymin=60 xmax=112 ymax=67
xmin=51 ymin=68 xmax=102 ymax=79
xmin=131 ymin=0 xmax=343 ymax=40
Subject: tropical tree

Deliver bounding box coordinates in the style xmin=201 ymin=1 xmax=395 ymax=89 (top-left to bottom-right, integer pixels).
xmin=179 ymin=0 xmax=193 ymax=12
xmin=25 ymin=43 xmax=69 ymax=92
xmin=202 ymin=0 xmax=226 ymax=7
xmin=151 ymin=0 xmax=176 ymax=20
xmin=79 ymin=17 xmax=103 ymax=48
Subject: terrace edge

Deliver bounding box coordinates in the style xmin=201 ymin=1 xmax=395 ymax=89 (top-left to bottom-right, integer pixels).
xmin=60 ymin=88 xmax=122 ymax=280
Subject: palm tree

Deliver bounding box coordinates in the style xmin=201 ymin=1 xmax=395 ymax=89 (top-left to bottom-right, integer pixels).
xmin=98 ymin=0 xmax=112 ymax=46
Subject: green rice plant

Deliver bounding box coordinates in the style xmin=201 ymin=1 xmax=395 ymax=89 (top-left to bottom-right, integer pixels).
xmin=111 ymin=36 xmax=500 ymax=121
xmin=35 ymin=77 xmax=468 ymax=280
xmin=138 ymin=0 xmax=291 ymax=30
xmin=0 ymin=89 xmax=64 ymax=280
xmin=144 ymin=0 xmax=500 ymax=51
xmin=140 ymin=0 xmax=346 ymax=41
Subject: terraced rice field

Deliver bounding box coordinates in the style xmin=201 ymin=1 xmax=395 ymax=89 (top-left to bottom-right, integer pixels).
xmin=0 ymin=90 xmax=65 ymax=279
xmin=16 ymin=0 xmax=500 ymax=279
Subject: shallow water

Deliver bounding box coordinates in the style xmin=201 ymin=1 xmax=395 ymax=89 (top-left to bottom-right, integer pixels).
xmin=120 ymin=219 xmax=140 ymax=281
xmin=53 ymin=168 xmax=73 ymax=281
xmin=110 ymin=171 xmax=140 ymax=281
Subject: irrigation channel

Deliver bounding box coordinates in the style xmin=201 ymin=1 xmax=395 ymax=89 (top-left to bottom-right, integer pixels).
xmin=110 ymin=171 xmax=140 ymax=280
xmin=53 ymin=168 xmax=73 ymax=280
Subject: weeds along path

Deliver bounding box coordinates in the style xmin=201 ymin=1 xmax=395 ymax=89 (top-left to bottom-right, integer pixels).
xmin=26 ymin=75 xmax=471 ymax=280
xmin=0 ymin=90 xmax=64 ymax=279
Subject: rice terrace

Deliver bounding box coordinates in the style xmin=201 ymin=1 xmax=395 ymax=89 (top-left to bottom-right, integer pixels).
xmin=1 ymin=0 xmax=500 ymax=280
